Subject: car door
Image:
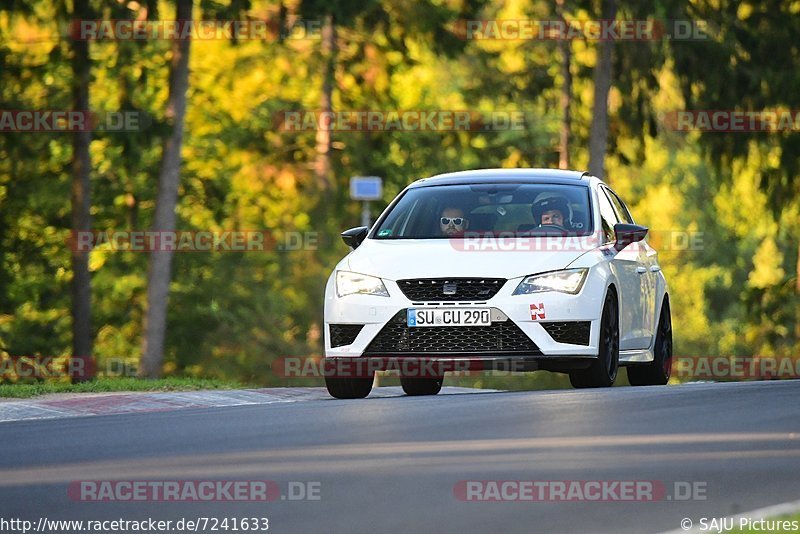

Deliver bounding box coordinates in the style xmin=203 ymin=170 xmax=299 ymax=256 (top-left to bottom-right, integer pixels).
xmin=605 ymin=187 xmax=659 ymax=345
xmin=597 ymin=186 xmax=647 ymax=350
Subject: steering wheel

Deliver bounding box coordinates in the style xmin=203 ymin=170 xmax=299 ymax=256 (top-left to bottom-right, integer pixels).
xmin=537 ymin=224 xmax=569 ymax=234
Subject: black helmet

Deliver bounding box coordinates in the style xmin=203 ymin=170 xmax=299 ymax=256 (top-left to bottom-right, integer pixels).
xmin=532 ymin=194 xmax=572 ymax=226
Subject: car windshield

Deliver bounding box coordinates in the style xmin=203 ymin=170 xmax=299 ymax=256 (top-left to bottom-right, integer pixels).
xmin=372 ymin=183 xmax=593 ymax=239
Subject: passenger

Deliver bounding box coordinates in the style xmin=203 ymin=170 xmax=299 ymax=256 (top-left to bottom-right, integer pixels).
xmin=439 ymin=207 xmax=469 ymax=236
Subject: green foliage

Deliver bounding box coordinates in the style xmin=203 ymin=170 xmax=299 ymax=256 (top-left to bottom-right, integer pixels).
xmin=0 ymin=0 xmax=797 ymax=388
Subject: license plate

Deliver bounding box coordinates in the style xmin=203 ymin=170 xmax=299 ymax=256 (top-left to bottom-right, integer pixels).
xmin=407 ymin=308 xmax=491 ymax=327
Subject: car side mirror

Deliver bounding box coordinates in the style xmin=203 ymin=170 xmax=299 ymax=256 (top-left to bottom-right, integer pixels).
xmin=613 ymin=223 xmax=648 ymax=251
xmin=341 ymin=226 xmax=369 ymax=249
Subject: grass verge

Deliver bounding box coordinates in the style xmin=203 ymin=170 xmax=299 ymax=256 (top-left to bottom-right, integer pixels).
xmin=0 ymin=377 xmax=250 ymax=399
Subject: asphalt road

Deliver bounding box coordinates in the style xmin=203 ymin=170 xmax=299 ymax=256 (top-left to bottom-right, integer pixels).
xmin=1 ymin=380 xmax=799 ymax=533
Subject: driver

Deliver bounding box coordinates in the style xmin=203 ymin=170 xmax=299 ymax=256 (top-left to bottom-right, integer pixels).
xmin=532 ymin=194 xmax=571 ymax=229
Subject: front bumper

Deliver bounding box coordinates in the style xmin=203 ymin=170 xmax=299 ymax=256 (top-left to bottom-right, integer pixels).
xmin=324 ymin=272 xmax=608 ymax=363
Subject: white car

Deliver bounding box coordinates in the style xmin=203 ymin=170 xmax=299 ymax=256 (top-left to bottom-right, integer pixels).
xmin=323 ymin=169 xmax=672 ymax=398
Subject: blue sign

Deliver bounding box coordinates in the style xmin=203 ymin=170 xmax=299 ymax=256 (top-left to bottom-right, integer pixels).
xmin=350 ymin=176 xmax=383 ymax=201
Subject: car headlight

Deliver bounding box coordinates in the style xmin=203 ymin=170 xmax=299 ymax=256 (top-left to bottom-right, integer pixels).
xmin=336 ymin=271 xmax=390 ymax=298
xmin=513 ymin=268 xmax=588 ymax=295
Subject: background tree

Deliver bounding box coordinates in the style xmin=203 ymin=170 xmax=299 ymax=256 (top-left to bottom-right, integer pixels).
xmin=0 ymin=0 xmax=797 ymax=387
xmin=668 ymin=0 xmax=800 ymax=351
xmin=69 ymin=0 xmax=95 ymax=382
xmin=140 ymin=0 xmax=194 ymax=378
xmin=587 ymin=0 xmax=615 ymax=179
xmin=555 ymin=0 xmax=572 ymax=170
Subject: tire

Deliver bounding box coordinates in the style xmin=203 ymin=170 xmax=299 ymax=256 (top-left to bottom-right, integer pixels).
xmin=325 ymin=374 xmax=373 ymax=399
xmin=568 ymin=369 xmax=590 ymax=388
xmin=569 ymin=290 xmax=619 ymax=388
xmin=400 ymin=376 xmax=443 ymax=396
xmin=627 ymin=299 xmax=672 ymax=386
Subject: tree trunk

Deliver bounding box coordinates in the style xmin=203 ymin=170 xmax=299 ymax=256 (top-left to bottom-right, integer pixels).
xmin=140 ymin=0 xmax=193 ymax=378
xmin=278 ymin=2 xmax=288 ymax=43
xmin=69 ymin=0 xmax=94 ymax=382
xmin=588 ymin=0 xmax=616 ymax=180
xmin=314 ymin=13 xmax=336 ymax=192
xmin=556 ymin=0 xmax=571 ymax=170
xmin=796 ymin=239 xmax=800 ymax=344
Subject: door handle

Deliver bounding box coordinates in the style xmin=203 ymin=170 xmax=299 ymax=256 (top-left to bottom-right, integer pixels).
xmin=636 ymin=266 xmax=647 ymax=274
xmin=650 ymin=265 xmax=661 ymax=272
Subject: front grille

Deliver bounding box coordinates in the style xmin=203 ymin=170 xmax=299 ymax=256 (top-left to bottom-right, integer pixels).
xmin=541 ymin=321 xmax=591 ymax=345
xmin=329 ymin=324 xmax=364 ymax=348
xmin=397 ymin=278 xmax=506 ymax=302
xmin=364 ymin=310 xmax=541 ymax=355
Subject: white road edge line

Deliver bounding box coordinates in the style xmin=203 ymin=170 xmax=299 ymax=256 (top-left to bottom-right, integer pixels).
xmin=0 ymin=387 xmax=501 ymax=423
xmin=656 ymin=498 xmax=800 ymax=534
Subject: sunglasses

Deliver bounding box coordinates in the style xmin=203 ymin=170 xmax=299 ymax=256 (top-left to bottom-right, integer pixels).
xmin=440 ymin=217 xmax=464 ymax=226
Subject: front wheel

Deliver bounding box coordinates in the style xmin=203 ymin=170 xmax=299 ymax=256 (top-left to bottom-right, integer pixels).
xmin=627 ymin=299 xmax=672 ymax=386
xmin=325 ymin=374 xmax=374 ymax=399
xmin=400 ymin=376 xmax=443 ymax=396
xmin=569 ymin=290 xmax=619 ymax=388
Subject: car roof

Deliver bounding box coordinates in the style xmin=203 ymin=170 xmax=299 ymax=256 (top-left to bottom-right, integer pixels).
xmin=409 ymin=168 xmax=593 ymax=188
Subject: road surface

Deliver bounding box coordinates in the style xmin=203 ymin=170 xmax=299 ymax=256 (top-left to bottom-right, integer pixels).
xmin=1 ymin=380 xmax=799 ymax=533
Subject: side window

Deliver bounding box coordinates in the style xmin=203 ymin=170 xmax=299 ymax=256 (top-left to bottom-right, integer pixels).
xmin=604 ymin=187 xmax=634 ymax=224
xmin=597 ymin=188 xmax=619 ymax=244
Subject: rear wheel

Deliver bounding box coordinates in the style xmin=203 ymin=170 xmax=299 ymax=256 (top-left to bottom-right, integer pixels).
xmin=325 ymin=374 xmax=374 ymax=399
xmin=627 ymin=299 xmax=672 ymax=386
xmin=401 ymin=376 xmax=443 ymax=396
xmin=569 ymin=290 xmax=619 ymax=388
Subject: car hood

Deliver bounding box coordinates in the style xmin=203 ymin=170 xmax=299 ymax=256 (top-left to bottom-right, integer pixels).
xmin=344 ymin=237 xmax=598 ymax=281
